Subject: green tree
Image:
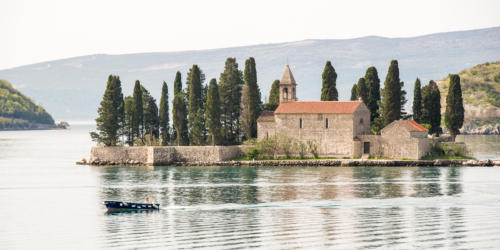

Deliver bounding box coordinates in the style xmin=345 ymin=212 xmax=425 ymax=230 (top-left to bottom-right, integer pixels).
xmin=190 ymin=109 xmax=205 ymax=145
xmin=412 ymin=78 xmax=422 ymax=123
xmin=365 ymin=66 xmax=381 ymax=122
xmin=132 ymin=80 xmax=143 ymax=140
xmin=382 ymin=60 xmax=401 ymax=126
xmin=266 ymin=79 xmax=280 ymax=110
xmin=173 ymin=71 xmax=182 ymax=95
xmin=445 ymin=74 xmax=465 ymax=141
xmin=123 ymin=96 xmax=135 ymax=145
xmin=206 ymin=78 xmax=221 ymax=145
xmin=159 ymin=81 xmax=170 ymax=145
xmin=241 ymin=57 xmax=262 ymax=139
xmin=400 ymin=81 xmax=408 ymax=117
xmin=219 ymin=57 xmax=243 ymax=145
xmin=356 ymin=78 xmax=368 ymax=103
xmin=186 ymin=65 xmax=205 ymax=144
xmin=422 ymin=80 xmax=442 ymax=136
xmin=172 ymin=91 xmax=188 ymax=145
xmin=95 ymin=75 xmax=124 ymax=146
xmin=141 ymin=86 xmax=159 ymax=139
xmin=350 ymin=84 xmax=358 ymax=101
xmin=320 ymin=61 xmax=338 ymax=101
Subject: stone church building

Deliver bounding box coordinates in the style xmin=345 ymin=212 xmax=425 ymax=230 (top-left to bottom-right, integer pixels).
xmin=257 ymin=65 xmax=431 ymax=159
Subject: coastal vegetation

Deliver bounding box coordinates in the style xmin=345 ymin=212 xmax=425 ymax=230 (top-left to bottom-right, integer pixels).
xmin=0 ymin=79 xmax=55 ymax=130
xmin=320 ymin=61 xmax=338 ymax=101
xmin=445 ymin=74 xmax=465 ymax=141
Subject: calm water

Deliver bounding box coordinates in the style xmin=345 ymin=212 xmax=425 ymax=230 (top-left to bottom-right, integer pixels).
xmin=1 ymin=126 xmax=500 ymax=249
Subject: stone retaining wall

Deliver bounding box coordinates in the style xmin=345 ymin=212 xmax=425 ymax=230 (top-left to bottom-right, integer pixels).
xmin=89 ymin=145 xmax=250 ymax=166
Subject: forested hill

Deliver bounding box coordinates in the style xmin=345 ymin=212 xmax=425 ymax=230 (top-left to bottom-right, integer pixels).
xmin=437 ymin=62 xmax=500 ymax=121
xmin=0 ymin=79 xmax=55 ymax=129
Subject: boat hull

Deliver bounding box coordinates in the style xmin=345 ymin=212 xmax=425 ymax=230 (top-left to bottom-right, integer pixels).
xmin=104 ymin=201 xmax=160 ymax=211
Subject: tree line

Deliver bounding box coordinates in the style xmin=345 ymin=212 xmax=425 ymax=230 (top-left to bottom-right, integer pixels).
xmin=93 ymin=58 xmax=464 ymax=146
xmin=92 ymin=57 xmax=263 ymax=146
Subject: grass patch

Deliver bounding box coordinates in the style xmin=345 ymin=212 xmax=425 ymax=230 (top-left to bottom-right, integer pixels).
xmin=420 ymin=155 xmax=475 ymax=160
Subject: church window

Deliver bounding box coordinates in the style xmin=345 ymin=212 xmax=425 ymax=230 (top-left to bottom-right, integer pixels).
xmin=360 ymin=118 xmax=364 ymax=124
xmin=284 ymin=88 xmax=288 ymax=100
xmin=299 ymin=118 xmax=302 ymax=129
xmin=325 ymin=118 xmax=329 ymax=128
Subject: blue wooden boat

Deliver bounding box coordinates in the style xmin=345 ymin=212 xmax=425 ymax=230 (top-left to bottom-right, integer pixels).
xmin=104 ymin=201 xmax=160 ymax=211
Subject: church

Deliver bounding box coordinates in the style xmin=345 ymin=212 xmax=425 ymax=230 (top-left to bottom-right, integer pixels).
xmin=257 ymin=65 xmax=432 ymax=159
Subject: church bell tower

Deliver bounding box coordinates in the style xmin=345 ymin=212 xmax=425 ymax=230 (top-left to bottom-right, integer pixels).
xmin=279 ymin=64 xmax=297 ymax=103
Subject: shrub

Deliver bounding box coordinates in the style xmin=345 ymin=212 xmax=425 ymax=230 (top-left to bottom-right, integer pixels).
xmin=307 ymin=140 xmax=319 ymax=158
xmin=256 ymin=136 xmax=278 ymax=159
xmin=278 ymin=134 xmax=294 ymax=158
xmin=247 ymin=148 xmax=260 ymax=160
xmin=297 ymin=140 xmax=307 ymax=159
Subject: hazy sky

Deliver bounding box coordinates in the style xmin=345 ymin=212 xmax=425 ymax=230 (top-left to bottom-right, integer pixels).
xmin=1 ymin=0 xmax=499 ymax=70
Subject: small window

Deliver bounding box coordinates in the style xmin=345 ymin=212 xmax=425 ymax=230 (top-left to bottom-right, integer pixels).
xmin=299 ymin=118 xmax=302 ymax=129
xmin=360 ymin=118 xmax=364 ymax=124
xmin=325 ymin=118 xmax=329 ymax=128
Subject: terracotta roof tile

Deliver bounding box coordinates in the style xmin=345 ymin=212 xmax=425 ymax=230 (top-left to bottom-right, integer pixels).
xmin=274 ymin=101 xmax=362 ymax=114
xmin=406 ymin=120 xmax=428 ymax=132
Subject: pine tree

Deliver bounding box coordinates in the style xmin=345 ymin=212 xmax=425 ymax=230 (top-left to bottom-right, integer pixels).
xmin=445 ymin=74 xmax=464 ymax=141
xmin=350 ymin=84 xmax=358 ymax=101
xmin=422 ymin=80 xmax=442 ymax=136
xmin=186 ymin=65 xmax=205 ymax=144
xmin=320 ymin=61 xmax=338 ymax=101
xmin=159 ymin=81 xmax=170 ymax=145
xmin=412 ymin=78 xmax=422 ymax=123
xmin=267 ymin=80 xmax=280 ymax=110
xmin=382 ymin=60 xmax=401 ymax=126
xmin=95 ymin=75 xmax=124 ymax=146
xmin=365 ymin=66 xmax=381 ymax=122
xmin=141 ymin=86 xmax=159 ymax=139
xmin=206 ymin=78 xmax=221 ymax=145
xmin=241 ymin=57 xmax=262 ymax=139
xmin=123 ymin=96 xmax=135 ymax=145
xmin=356 ymin=78 xmax=368 ymax=104
xmin=172 ymin=91 xmax=188 ymax=145
xmin=219 ymin=57 xmax=243 ymax=145
xmin=132 ymin=80 xmax=143 ymax=140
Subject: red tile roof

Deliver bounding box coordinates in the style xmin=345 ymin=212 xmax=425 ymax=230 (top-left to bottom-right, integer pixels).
xmin=274 ymin=101 xmax=362 ymax=114
xmin=406 ymin=120 xmax=428 ymax=132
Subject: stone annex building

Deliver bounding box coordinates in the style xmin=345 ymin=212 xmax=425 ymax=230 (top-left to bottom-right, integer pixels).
xmin=257 ymin=65 xmax=432 ymax=160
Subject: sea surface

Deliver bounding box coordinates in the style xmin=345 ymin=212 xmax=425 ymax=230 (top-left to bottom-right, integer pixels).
xmin=1 ymin=125 xmax=500 ymax=249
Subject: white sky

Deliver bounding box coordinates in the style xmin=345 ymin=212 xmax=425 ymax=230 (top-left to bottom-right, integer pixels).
xmin=1 ymin=0 xmax=499 ymax=70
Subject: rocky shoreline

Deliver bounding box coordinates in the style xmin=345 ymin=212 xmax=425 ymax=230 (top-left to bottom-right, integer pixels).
xmin=78 ymin=158 xmax=499 ymax=167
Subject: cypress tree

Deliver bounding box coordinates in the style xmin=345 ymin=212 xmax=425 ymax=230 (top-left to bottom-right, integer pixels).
xmin=95 ymin=75 xmax=124 ymax=146
xmin=267 ymin=80 xmax=280 ymax=110
xmin=356 ymin=78 xmax=368 ymax=104
xmin=190 ymin=109 xmax=205 ymax=145
xmin=172 ymin=91 xmax=188 ymax=145
xmin=219 ymin=57 xmax=243 ymax=145
xmin=123 ymin=96 xmax=135 ymax=145
xmin=132 ymin=80 xmax=143 ymax=140
xmin=320 ymin=61 xmax=338 ymax=101
xmin=412 ymin=78 xmax=422 ymax=123
xmin=173 ymin=71 xmax=182 ymax=95
xmin=350 ymin=84 xmax=358 ymax=101
xmin=241 ymin=57 xmax=262 ymax=139
xmin=186 ymin=65 xmax=205 ymax=144
xmin=365 ymin=66 xmax=381 ymax=122
xmin=382 ymin=60 xmax=401 ymax=126
xmin=422 ymin=80 xmax=442 ymax=136
xmin=206 ymin=78 xmax=221 ymax=145
xmin=400 ymin=81 xmax=408 ymax=117
xmin=141 ymin=86 xmax=159 ymax=140
xmin=159 ymin=81 xmax=170 ymax=145
xmin=445 ymin=74 xmax=464 ymax=141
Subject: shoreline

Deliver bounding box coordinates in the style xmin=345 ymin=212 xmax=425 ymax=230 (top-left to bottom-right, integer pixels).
xmin=80 ymin=158 xmax=499 ymax=167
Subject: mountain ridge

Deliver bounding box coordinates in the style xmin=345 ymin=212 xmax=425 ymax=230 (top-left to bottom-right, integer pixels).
xmin=1 ymin=26 xmax=499 ymax=120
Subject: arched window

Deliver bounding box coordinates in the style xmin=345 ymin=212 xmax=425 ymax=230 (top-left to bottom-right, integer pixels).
xmin=360 ymin=118 xmax=364 ymax=124
xmin=325 ymin=118 xmax=329 ymax=128
xmin=284 ymin=88 xmax=288 ymax=100
xmin=299 ymin=118 xmax=302 ymax=129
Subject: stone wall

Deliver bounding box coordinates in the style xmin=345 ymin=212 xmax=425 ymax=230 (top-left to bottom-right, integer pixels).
xmin=358 ymin=134 xmax=432 ymax=160
xmin=89 ymin=145 xmax=248 ymax=166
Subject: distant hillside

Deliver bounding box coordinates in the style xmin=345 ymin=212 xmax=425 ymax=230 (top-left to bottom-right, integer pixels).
xmin=0 ymin=79 xmax=55 ymax=130
xmin=1 ymin=26 xmax=500 ymax=120
xmin=437 ymin=62 xmax=500 ymax=120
